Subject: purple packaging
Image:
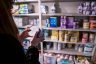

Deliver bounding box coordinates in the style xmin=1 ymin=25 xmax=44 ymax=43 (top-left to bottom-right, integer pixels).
xmin=86 ymin=10 xmax=90 ymax=15
xmin=91 ymin=10 xmax=96 ymax=15
xmin=85 ymin=2 xmax=90 ymax=7
xmin=60 ymin=16 xmax=66 ymax=28
xmin=66 ymin=17 xmax=74 ymax=29
xmin=73 ymin=22 xmax=77 ymax=29
xmin=78 ymin=3 xmax=84 ymax=14
xmin=73 ymin=22 xmax=79 ymax=29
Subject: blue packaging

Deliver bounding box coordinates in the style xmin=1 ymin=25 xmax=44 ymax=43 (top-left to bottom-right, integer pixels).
xmin=49 ymin=17 xmax=59 ymax=27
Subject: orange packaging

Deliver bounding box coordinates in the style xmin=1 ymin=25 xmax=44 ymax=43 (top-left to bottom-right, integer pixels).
xmin=89 ymin=17 xmax=96 ymax=30
xmin=90 ymin=22 xmax=96 ymax=30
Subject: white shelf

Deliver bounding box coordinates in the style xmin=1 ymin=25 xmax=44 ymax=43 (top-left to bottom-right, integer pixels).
xmin=17 ymin=26 xmax=26 ymax=29
xmin=44 ymin=39 xmax=95 ymax=45
xmin=14 ymin=0 xmax=38 ymax=3
xmin=42 ymin=27 xmax=96 ymax=32
xmin=13 ymin=13 xmax=39 ymax=16
xmin=44 ymin=49 xmax=92 ymax=56
xmin=41 ymin=0 xmax=87 ymax=2
xmin=42 ymin=13 xmax=96 ymax=16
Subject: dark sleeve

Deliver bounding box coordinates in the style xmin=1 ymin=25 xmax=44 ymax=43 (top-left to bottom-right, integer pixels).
xmin=26 ymin=46 xmax=40 ymax=64
xmin=0 ymin=34 xmax=26 ymax=64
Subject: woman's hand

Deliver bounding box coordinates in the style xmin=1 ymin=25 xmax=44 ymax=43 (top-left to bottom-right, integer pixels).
xmin=19 ymin=28 xmax=32 ymax=43
xmin=31 ymin=31 xmax=44 ymax=46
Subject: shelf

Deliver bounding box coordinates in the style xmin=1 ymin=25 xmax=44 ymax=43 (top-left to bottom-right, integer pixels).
xmin=44 ymin=39 xmax=95 ymax=45
xmin=42 ymin=27 xmax=96 ymax=32
xmin=44 ymin=49 xmax=92 ymax=56
xmin=17 ymin=26 xmax=26 ymax=29
xmin=42 ymin=13 xmax=96 ymax=16
xmin=13 ymin=13 xmax=39 ymax=17
xmin=41 ymin=0 xmax=94 ymax=2
xmin=14 ymin=0 xmax=38 ymax=4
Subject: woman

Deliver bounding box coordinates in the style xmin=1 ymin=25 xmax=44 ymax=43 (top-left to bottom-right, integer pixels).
xmin=0 ymin=0 xmax=43 ymax=64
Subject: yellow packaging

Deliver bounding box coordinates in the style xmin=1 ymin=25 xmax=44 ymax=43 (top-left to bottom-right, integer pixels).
xmin=51 ymin=30 xmax=59 ymax=41
xmin=83 ymin=19 xmax=89 ymax=29
xmin=64 ymin=31 xmax=69 ymax=42
xmin=70 ymin=37 xmax=78 ymax=43
xmin=70 ymin=31 xmax=79 ymax=43
xmin=59 ymin=30 xmax=64 ymax=41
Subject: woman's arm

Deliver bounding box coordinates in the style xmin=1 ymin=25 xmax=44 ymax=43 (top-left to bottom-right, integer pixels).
xmin=0 ymin=34 xmax=26 ymax=64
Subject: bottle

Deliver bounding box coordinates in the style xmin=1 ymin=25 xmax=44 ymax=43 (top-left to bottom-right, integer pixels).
xmin=43 ymin=53 xmax=48 ymax=64
xmin=50 ymin=3 xmax=56 ymax=13
xmin=63 ymin=16 xmax=67 ymax=28
xmin=44 ymin=30 xmax=49 ymax=40
xmin=46 ymin=19 xmax=50 ymax=27
xmin=60 ymin=16 xmax=67 ymax=28
xmin=53 ymin=43 xmax=58 ymax=50
xmin=60 ymin=16 xmax=64 ymax=28
xmin=64 ymin=55 xmax=69 ymax=60
xmin=78 ymin=45 xmax=83 ymax=52
xmin=58 ymin=43 xmax=61 ymax=51
xmin=89 ymin=33 xmax=95 ymax=43
xmin=57 ymin=55 xmax=64 ymax=64
xmin=78 ymin=3 xmax=83 ymax=14
xmin=69 ymin=56 xmax=74 ymax=64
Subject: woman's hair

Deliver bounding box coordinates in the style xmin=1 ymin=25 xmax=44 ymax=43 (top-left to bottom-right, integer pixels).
xmin=0 ymin=0 xmax=19 ymax=39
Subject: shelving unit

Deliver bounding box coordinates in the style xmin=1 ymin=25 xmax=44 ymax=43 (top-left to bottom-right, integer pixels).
xmin=13 ymin=0 xmax=96 ymax=64
xmin=41 ymin=0 xmax=96 ymax=64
